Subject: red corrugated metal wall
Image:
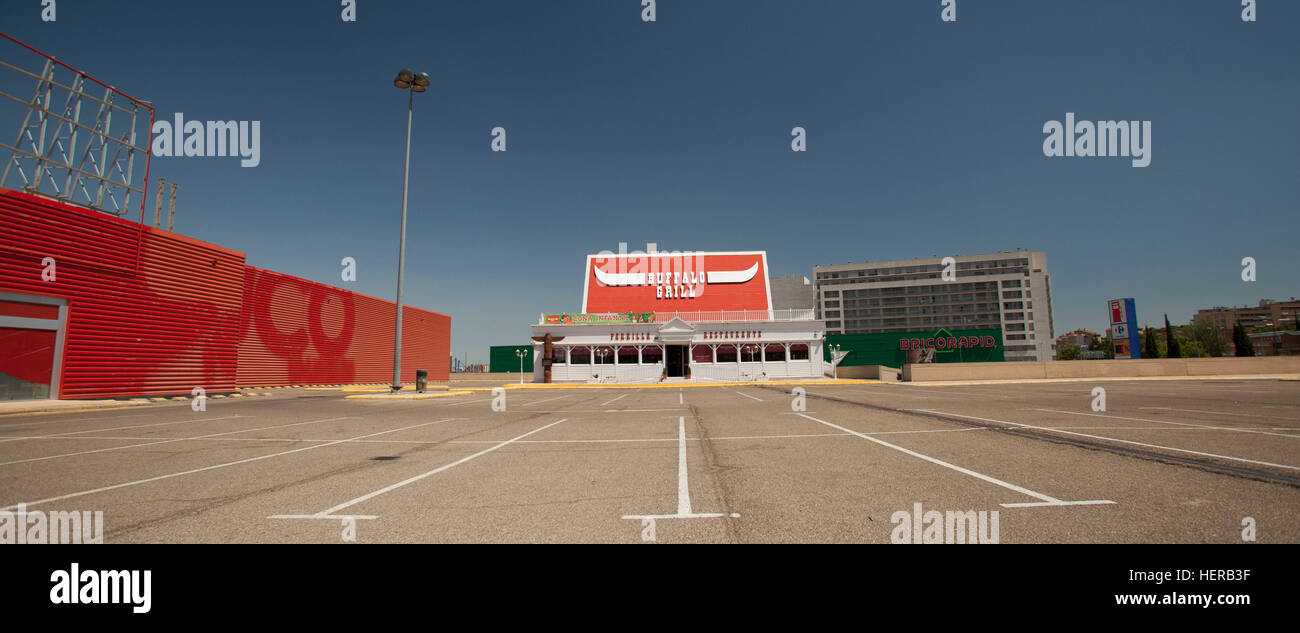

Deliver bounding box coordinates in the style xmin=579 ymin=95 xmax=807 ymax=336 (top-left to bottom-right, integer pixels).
xmin=1 ymin=188 xmax=451 ymax=398
xmin=0 ymin=188 xmax=244 ymax=398
xmin=237 ymin=266 xmax=450 ymax=386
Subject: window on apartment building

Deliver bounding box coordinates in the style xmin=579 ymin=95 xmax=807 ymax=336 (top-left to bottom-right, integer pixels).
xmin=1006 ymin=323 xmax=1026 ymax=332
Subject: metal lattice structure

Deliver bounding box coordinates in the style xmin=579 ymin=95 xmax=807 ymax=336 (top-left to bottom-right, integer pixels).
xmin=0 ymin=32 xmax=152 ymax=219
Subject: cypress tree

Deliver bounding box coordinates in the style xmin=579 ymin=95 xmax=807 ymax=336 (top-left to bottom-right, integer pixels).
xmin=1233 ymin=322 xmax=1256 ymax=357
xmin=1164 ymin=315 xmax=1182 ymax=358
xmin=1143 ymin=327 xmax=1159 ymax=358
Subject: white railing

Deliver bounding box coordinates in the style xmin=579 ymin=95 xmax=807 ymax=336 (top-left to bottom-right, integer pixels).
xmin=539 ymin=309 xmax=816 ymax=325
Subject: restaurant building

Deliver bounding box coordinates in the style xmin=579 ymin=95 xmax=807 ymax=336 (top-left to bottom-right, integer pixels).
xmin=530 ymin=250 xmax=825 ymax=383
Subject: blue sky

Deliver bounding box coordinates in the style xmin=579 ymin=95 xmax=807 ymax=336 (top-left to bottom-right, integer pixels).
xmin=3 ymin=0 xmax=1297 ymax=363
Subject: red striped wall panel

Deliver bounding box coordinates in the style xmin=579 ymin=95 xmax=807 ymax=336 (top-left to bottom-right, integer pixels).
xmin=1 ymin=188 xmax=451 ymax=398
xmin=237 ymin=266 xmax=450 ymax=386
xmin=0 ymin=188 xmax=244 ymax=398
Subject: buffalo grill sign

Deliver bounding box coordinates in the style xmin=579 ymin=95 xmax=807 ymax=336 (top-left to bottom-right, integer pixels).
xmin=582 ymin=251 xmax=772 ymax=314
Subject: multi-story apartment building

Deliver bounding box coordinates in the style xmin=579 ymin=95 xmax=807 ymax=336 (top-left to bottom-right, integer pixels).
xmin=1194 ymin=298 xmax=1300 ymax=333
xmin=814 ymin=250 xmax=1055 ymax=362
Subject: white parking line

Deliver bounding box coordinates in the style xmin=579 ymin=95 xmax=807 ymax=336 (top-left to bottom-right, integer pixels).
xmin=2 ymin=418 xmax=458 ymax=512
xmin=796 ymin=413 xmax=1113 ymax=508
xmin=676 ymin=417 xmax=692 ymax=515
xmin=0 ymin=415 xmax=247 ymax=444
xmin=621 ymin=416 xmax=740 ymax=521
xmin=923 ymin=409 xmax=1300 ymax=472
xmin=1032 ymin=408 xmax=1300 ymax=439
xmin=445 ymin=398 xmax=492 ymax=407
xmin=0 ymin=416 xmax=358 ymax=467
xmin=281 ymin=418 xmax=568 ymax=519
xmin=601 ymin=394 xmax=628 ymax=406
xmin=1139 ymin=406 xmax=1300 ymax=422
xmin=521 ymin=395 xmax=571 ymax=407
xmin=734 ymin=390 xmax=762 ymax=402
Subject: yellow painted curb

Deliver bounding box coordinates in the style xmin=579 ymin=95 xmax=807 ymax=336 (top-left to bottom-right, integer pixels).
xmin=335 ymin=385 xmax=449 ymax=393
xmin=501 ymin=379 xmax=875 ymax=390
xmin=343 ymin=389 xmax=475 ymax=397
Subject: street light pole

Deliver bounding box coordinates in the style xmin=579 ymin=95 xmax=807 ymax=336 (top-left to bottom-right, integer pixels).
xmin=516 ymin=348 xmax=527 ymax=385
xmin=390 ymin=69 xmax=430 ymax=393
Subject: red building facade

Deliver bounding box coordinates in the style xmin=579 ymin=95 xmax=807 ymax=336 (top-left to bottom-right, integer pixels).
xmin=0 ymin=188 xmax=449 ymax=400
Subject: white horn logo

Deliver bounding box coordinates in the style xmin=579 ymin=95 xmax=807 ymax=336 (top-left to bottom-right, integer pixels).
xmin=594 ymin=262 xmax=758 ymax=286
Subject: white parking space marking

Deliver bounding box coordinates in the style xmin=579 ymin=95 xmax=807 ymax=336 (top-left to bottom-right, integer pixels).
xmin=3 ymin=418 xmax=459 ymax=512
xmin=520 ymin=395 xmax=571 ymax=407
xmin=1139 ymin=406 xmax=1300 ymax=422
xmin=923 ymin=410 xmax=1300 ymax=472
xmin=0 ymin=415 xmax=247 ymax=444
xmin=273 ymin=418 xmax=569 ymax=520
xmin=0 ymin=411 xmax=156 ymax=428
xmin=797 ymin=413 xmax=1113 ymax=509
xmin=601 ymin=394 xmax=628 ymax=406
xmin=676 ymin=417 xmax=692 ymax=515
xmin=445 ymin=398 xmax=492 ymax=407
xmin=0 ymin=416 xmax=359 ymax=467
xmin=621 ymin=417 xmax=739 ymax=522
xmin=1032 ymin=408 xmax=1300 ymax=439
xmin=734 ymin=390 xmax=762 ymax=402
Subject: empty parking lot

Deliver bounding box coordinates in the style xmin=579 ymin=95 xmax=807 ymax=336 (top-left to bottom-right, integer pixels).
xmin=1 ymin=378 xmax=1296 ymax=543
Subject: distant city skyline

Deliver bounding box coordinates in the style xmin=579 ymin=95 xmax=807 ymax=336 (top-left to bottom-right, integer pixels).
xmin=4 ymin=1 xmax=1296 ymax=363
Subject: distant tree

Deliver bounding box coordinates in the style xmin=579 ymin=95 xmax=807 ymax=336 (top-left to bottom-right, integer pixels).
xmin=1143 ymin=327 xmax=1160 ymax=358
xmin=1097 ymin=335 xmax=1115 ymax=359
xmin=1058 ymin=343 xmax=1081 ymax=361
xmin=1233 ymin=322 xmax=1256 ymax=357
xmin=1191 ymin=318 xmax=1230 ymax=358
xmin=1164 ymin=315 xmax=1182 ymax=358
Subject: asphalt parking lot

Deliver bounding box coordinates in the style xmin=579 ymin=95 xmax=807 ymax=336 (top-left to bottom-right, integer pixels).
xmin=1 ymin=378 xmax=1296 ymax=543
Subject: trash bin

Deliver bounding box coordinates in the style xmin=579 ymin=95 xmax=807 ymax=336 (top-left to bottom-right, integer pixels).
xmin=415 ymin=369 xmax=428 ymax=393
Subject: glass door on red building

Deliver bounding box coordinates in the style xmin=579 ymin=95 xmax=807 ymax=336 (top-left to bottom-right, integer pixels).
xmin=0 ymin=293 xmax=67 ymax=400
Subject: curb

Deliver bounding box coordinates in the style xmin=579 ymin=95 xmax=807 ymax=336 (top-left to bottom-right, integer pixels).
xmin=344 ymin=390 xmax=474 ymax=400
xmin=500 ymin=379 xmax=877 ymax=390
